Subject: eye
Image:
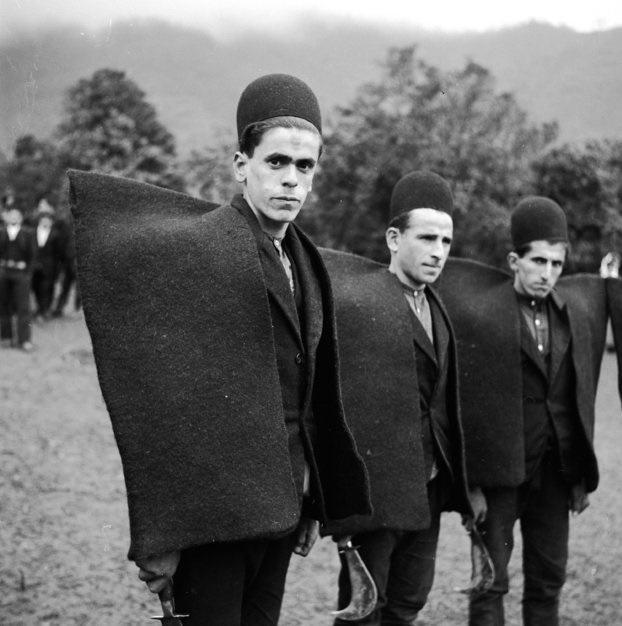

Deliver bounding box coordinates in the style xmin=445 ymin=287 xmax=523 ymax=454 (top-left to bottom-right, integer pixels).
xmin=297 ymin=160 xmax=315 ymax=173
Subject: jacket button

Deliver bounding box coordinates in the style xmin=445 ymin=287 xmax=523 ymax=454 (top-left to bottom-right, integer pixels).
xmin=295 ymin=353 xmax=303 ymax=365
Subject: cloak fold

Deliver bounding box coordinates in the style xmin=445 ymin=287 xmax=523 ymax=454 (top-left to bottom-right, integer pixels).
xmin=69 ymin=170 xmax=370 ymax=559
xmin=320 ymin=248 xmax=471 ymax=535
xmin=438 ymin=257 xmax=610 ymax=490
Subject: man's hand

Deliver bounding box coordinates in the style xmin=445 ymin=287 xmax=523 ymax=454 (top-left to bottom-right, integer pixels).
xmin=570 ymin=481 xmax=590 ymax=515
xmin=136 ymin=550 xmax=181 ymax=593
xmin=293 ymin=517 xmax=319 ymax=557
xmin=463 ymin=487 xmax=487 ymax=531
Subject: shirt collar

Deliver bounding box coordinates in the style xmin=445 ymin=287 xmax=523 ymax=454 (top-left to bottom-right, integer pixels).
xmin=514 ymin=287 xmax=565 ymax=311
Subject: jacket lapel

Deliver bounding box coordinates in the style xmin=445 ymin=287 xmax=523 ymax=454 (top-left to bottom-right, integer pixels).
xmin=428 ymin=287 xmax=450 ymax=371
xmin=258 ymin=235 xmax=303 ymax=347
xmin=287 ymin=225 xmax=323 ymax=353
xmin=410 ymin=306 xmax=438 ymax=367
xmin=549 ymin=292 xmax=571 ymax=383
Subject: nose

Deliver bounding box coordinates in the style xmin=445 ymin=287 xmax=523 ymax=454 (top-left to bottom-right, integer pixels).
xmin=541 ymin=263 xmax=553 ymax=281
xmin=281 ymin=164 xmax=298 ymax=187
xmin=431 ymin=240 xmax=446 ymax=260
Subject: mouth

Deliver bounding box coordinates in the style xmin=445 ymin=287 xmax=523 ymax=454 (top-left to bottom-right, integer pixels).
xmin=273 ymin=196 xmax=300 ymax=203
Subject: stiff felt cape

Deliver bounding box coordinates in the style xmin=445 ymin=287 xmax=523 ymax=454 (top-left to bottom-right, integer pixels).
xmin=319 ymin=248 xmax=471 ymax=535
xmin=437 ymin=257 xmax=621 ymax=491
xmin=68 ymin=170 xmax=370 ymax=560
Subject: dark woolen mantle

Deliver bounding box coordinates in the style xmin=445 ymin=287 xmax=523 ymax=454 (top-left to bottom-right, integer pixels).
xmin=68 ymin=171 xmax=370 ymax=560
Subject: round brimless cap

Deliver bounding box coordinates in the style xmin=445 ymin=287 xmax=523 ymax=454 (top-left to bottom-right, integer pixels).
xmin=389 ymin=170 xmax=454 ymax=222
xmin=511 ymin=196 xmax=568 ymax=249
xmin=236 ymin=73 xmax=322 ymax=140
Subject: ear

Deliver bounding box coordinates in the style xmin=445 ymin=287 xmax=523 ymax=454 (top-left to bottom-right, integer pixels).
xmin=507 ymin=251 xmax=519 ymax=272
xmin=233 ymin=152 xmax=248 ymax=183
xmin=386 ymin=227 xmax=400 ymax=253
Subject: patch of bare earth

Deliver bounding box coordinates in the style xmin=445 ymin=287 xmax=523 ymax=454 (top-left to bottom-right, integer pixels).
xmin=1 ymin=313 xmax=621 ymax=625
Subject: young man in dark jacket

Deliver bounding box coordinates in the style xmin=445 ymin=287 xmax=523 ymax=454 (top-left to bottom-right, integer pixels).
xmin=440 ymin=197 xmax=601 ymax=626
xmin=322 ymin=171 xmax=484 ymax=625
xmin=0 ymin=206 xmax=35 ymax=350
xmin=70 ymin=73 xmax=370 ymax=626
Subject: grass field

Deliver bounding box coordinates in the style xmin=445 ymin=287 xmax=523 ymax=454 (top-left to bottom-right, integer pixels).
xmin=1 ymin=312 xmax=621 ymax=625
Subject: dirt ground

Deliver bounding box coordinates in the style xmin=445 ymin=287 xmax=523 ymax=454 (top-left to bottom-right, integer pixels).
xmin=1 ymin=311 xmax=622 ymax=625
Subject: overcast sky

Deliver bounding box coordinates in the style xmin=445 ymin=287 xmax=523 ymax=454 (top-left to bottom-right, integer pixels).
xmin=3 ymin=0 xmax=622 ymax=40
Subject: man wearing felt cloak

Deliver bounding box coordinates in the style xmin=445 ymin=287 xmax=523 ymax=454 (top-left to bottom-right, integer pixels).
xmin=322 ymin=171 xmax=484 ymax=625
xmin=69 ymin=73 xmax=370 ymax=626
xmin=436 ymin=197 xmax=622 ymax=625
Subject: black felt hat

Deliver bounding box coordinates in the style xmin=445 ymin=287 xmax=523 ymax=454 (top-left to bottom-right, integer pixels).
xmin=236 ymin=73 xmax=322 ymax=140
xmin=389 ymin=170 xmax=454 ymax=222
xmin=511 ymin=196 xmax=568 ymax=249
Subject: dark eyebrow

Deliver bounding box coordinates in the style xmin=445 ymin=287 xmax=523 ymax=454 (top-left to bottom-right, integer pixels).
xmin=264 ymin=152 xmax=291 ymax=162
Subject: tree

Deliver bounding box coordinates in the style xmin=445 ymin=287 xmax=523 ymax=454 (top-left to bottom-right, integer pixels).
xmin=531 ymin=141 xmax=622 ymax=273
xmin=55 ymin=68 xmax=185 ymax=190
xmin=183 ymin=130 xmax=237 ymax=204
xmin=299 ymin=47 xmax=558 ymax=266
xmin=0 ymin=134 xmax=65 ymax=220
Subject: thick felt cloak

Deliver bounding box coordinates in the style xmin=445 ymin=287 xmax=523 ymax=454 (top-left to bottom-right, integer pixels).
xmin=437 ymin=257 xmax=619 ymax=491
xmin=68 ymin=170 xmax=370 ymax=560
xmin=320 ymin=248 xmax=471 ymax=535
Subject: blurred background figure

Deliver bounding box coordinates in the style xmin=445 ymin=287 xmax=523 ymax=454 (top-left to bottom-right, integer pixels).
xmin=0 ymin=204 xmax=35 ymax=351
xmin=600 ymin=252 xmax=620 ymax=352
xmin=51 ymin=214 xmax=80 ymax=317
xmin=31 ymin=199 xmax=62 ymax=320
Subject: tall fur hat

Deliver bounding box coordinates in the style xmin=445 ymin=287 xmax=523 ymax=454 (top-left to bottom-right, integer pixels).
xmin=389 ymin=170 xmax=454 ymax=223
xmin=236 ymin=73 xmax=322 ymax=141
xmin=511 ymin=196 xmax=568 ymax=249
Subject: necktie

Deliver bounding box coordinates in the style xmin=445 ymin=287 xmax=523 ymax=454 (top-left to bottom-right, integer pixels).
xmin=271 ymin=237 xmax=295 ymax=294
xmin=412 ymin=288 xmax=434 ymax=343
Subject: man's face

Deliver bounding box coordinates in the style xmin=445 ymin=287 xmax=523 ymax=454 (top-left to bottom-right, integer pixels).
xmin=5 ymin=209 xmax=22 ymax=226
xmin=508 ymin=240 xmax=567 ymax=298
xmin=233 ymin=126 xmax=321 ymax=236
xmin=39 ymin=215 xmax=53 ymax=229
xmin=387 ymin=208 xmax=453 ymax=289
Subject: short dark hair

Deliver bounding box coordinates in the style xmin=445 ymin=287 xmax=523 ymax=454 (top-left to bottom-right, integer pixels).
xmin=388 ymin=211 xmax=412 ymax=233
xmin=238 ymin=115 xmax=323 ymax=157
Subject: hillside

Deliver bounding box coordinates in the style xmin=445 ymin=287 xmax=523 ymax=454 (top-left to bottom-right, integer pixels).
xmin=1 ymin=19 xmax=621 ymax=156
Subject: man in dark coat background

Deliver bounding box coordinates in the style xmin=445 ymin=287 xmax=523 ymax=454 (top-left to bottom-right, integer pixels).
xmin=70 ymin=73 xmax=370 ymax=626
xmin=439 ymin=197 xmax=601 ymax=626
xmin=31 ymin=203 xmax=62 ymax=320
xmin=322 ymin=171 xmax=484 ymax=625
xmin=0 ymin=205 xmax=35 ymax=351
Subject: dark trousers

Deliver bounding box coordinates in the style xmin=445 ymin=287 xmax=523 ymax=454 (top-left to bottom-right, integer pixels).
xmin=469 ymin=453 xmax=571 ymax=626
xmin=54 ymin=260 xmax=80 ymax=313
xmin=335 ymin=476 xmax=447 ymax=626
xmin=32 ymin=268 xmax=56 ymax=316
xmin=173 ymin=533 xmax=295 ymax=626
xmin=0 ymin=268 xmax=31 ymax=344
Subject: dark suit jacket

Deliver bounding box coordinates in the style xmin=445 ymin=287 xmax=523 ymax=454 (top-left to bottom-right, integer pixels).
xmin=0 ymin=226 xmax=36 ymax=268
xmin=438 ymin=258 xmax=606 ymax=491
xmin=33 ymin=226 xmax=62 ymax=277
xmin=68 ymin=171 xmax=370 ymax=561
xmin=321 ymin=249 xmax=471 ymax=535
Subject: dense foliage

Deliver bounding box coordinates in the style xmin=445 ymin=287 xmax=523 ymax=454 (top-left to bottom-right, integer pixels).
xmin=55 ymin=69 xmax=185 ymax=191
xmin=296 ymin=46 xmax=558 ymax=266
xmin=1 ymin=55 xmax=622 ymax=272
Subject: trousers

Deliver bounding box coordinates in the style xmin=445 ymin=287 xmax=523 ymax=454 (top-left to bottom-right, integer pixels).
xmin=0 ymin=268 xmax=31 ymax=344
xmin=468 ymin=452 xmax=571 ymax=626
xmin=174 ymin=533 xmax=295 ymax=626
xmin=335 ymin=476 xmax=447 ymax=626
